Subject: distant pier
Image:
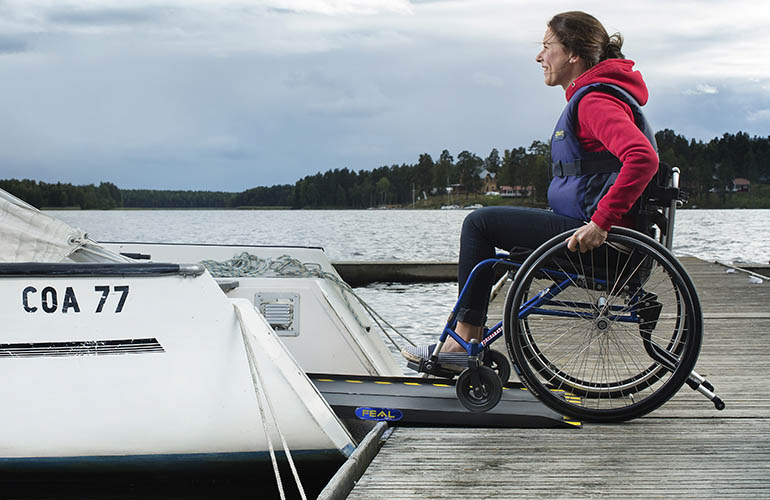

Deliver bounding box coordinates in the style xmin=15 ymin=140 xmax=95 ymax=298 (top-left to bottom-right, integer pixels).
xmin=332 ymin=261 xmax=457 ymax=286
xmin=333 ymin=259 xmax=769 ymax=286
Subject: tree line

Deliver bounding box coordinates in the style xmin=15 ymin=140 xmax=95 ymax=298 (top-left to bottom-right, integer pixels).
xmin=0 ymin=179 xmax=124 ymax=210
xmin=2 ymin=129 xmax=769 ymax=210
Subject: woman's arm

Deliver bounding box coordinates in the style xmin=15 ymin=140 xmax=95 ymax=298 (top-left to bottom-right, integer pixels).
xmin=577 ymin=92 xmax=659 ymax=231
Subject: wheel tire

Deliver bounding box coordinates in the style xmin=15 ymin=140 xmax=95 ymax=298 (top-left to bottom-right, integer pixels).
xmin=503 ymin=227 xmax=702 ymax=423
xmin=456 ymin=366 xmax=503 ymax=412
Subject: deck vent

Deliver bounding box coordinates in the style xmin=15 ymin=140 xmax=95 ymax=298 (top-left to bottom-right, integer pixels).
xmin=255 ymin=293 xmax=300 ymax=336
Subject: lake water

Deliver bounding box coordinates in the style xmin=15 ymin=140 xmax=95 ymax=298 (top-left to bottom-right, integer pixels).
xmin=49 ymin=208 xmax=769 ymax=367
xmin=49 ymin=208 xmax=769 ymax=264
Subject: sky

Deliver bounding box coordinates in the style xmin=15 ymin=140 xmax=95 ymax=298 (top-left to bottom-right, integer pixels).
xmin=1 ymin=0 xmax=769 ymax=191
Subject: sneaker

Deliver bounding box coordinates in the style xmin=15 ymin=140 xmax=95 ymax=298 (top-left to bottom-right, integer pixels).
xmin=400 ymin=344 xmax=470 ymax=373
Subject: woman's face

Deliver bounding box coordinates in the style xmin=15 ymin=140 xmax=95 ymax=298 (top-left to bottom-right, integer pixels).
xmin=536 ymin=28 xmax=582 ymax=89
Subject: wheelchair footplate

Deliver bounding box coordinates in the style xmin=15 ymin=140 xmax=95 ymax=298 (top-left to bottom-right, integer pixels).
xmin=407 ymin=357 xmax=463 ymax=379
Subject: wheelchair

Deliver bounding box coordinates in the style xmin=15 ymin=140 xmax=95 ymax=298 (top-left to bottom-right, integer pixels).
xmin=408 ymin=164 xmax=725 ymax=423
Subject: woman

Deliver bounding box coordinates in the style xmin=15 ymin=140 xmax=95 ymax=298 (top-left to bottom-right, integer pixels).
xmin=403 ymin=11 xmax=659 ymax=366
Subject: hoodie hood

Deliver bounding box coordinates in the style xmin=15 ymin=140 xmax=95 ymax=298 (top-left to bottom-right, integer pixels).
xmin=566 ymin=59 xmax=648 ymax=106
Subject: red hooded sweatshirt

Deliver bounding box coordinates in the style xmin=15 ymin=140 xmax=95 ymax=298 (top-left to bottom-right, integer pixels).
xmin=566 ymin=59 xmax=658 ymax=230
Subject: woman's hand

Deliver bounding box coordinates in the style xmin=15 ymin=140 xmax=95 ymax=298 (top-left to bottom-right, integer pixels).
xmin=566 ymin=221 xmax=608 ymax=253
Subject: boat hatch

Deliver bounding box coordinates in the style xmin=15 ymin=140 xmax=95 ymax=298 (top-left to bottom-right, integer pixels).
xmin=255 ymin=292 xmax=300 ymax=336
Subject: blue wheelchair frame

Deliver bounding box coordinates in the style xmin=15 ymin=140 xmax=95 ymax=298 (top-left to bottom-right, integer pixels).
xmin=430 ymin=252 xmax=643 ymax=362
xmin=411 ymin=229 xmax=724 ymax=420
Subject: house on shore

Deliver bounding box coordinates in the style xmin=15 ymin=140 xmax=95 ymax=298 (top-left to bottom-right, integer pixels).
xmin=732 ymin=178 xmax=750 ymax=192
xmin=479 ymin=169 xmax=497 ymax=194
xmin=500 ymin=185 xmax=535 ymax=198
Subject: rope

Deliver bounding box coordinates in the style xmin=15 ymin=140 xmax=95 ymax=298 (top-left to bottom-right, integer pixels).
xmin=202 ymin=253 xmax=415 ymax=349
xmin=236 ymin=305 xmax=307 ymax=500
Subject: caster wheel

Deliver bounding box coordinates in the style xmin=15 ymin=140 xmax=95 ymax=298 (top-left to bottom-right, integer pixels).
xmin=456 ymin=366 xmax=502 ymax=412
xmin=483 ymin=349 xmax=511 ymax=384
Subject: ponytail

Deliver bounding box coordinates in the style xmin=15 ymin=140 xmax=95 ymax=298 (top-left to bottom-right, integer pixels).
xmin=603 ymin=32 xmax=625 ymax=60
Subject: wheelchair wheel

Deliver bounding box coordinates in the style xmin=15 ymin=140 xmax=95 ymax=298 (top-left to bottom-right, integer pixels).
xmin=456 ymin=366 xmax=503 ymax=412
xmin=483 ymin=349 xmax=511 ymax=384
xmin=503 ymin=227 xmax=702 ymax=423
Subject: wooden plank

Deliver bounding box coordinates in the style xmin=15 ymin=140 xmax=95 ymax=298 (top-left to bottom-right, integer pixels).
xmin=347 ymin=258 xmax=770 ymax=500
xmin=351 ymin=419 xmax=770 ymax=500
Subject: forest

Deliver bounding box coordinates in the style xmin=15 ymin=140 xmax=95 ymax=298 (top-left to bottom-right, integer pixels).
xmin=2 ymin=130 xmax=769 ymax=210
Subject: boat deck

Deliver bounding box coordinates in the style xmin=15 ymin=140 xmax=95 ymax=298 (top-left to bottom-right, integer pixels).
xmin=347 ymin=257 xmax=770 ymax=499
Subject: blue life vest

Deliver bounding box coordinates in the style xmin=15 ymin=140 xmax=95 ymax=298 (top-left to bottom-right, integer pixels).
xmin=547 ymin=83 xmax=658 ymax=221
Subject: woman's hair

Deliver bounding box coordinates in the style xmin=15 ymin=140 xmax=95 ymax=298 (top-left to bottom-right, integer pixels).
xmin=548 ymin=11 xmax=624 ymax=68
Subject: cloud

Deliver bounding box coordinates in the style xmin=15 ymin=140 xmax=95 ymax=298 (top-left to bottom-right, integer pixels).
xmin=1 ymin=0 xmax=770 ymax=191
xmin=46 ymin=6 xmax=161 ymax=26
xmin=472 ymin=72 xmax=504 ymax=88
xmin=309 ymin=91 xmax=391 ymax=118
xmin=197 ymin=135 xmax=250 ymax=159
xmin=262 ymin=0 xmax=413 ymax=15
xmin=0 ymin=35 xmax=27 ymax=54
xmin=683 ymin=84 xmax=719 ymax=95
xmin=747 ymin=109 xmax=770 ymax=122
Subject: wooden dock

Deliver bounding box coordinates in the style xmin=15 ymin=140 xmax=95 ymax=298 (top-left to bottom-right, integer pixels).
xmin=346 ymin=257 xmax=770 ymax=500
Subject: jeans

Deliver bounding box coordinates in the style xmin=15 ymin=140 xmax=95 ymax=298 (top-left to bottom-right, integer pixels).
xmin=455 ymin=206 xmax=584 ymax=326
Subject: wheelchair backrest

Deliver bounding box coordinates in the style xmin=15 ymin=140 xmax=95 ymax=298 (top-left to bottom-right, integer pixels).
xmin=634 ymin=161 xmax=683 ymax=250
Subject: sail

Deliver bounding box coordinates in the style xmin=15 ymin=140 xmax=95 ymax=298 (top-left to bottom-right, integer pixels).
xmin=0 ymin=188 xmax=131 ymax=263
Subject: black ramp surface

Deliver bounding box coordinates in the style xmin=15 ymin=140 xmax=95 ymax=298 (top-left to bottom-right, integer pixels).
xmin=310 ymin=374 xmax=581 ymax=429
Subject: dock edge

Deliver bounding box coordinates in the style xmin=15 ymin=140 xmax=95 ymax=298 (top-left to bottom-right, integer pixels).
xmin=316 ymin=422 xmax=389 ymax=500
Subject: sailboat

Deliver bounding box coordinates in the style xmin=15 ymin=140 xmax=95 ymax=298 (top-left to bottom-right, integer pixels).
xmin=0 ymin=188 xmax=399 ymax=479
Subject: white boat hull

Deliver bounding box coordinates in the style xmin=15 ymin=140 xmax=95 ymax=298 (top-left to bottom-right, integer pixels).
xmin=0 ymin=264 xmax=355 ymax=465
